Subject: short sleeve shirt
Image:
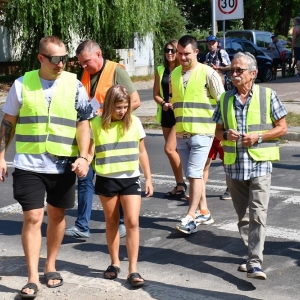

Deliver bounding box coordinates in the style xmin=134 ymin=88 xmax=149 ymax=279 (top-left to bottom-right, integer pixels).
xmin=2 ymin=75 xmax=100 ymax=174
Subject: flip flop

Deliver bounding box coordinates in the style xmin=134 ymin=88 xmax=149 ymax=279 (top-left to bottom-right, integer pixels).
xmin=104 ymin=265 xmax=121 ymax=279
xmin=127 ymin=272 xmax=145 ymax=287
xmin=19 ymin=282 xmax=39 ymax=298
xmin=44 ymin=272 xmax=63 ymax=288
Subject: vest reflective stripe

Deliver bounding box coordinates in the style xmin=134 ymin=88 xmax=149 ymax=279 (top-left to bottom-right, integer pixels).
xmin=16 ymin=70 xmax=78 ymax=156
xmin=18 ymin=116 xmax=48 ymax=124
xmin=155 ymin=65 xmax=165 ymax=123
xmin=221 ymin=85 xmax=279 ymax=164
xmin=96 ymin=154 xmax=140 ymax=166
xmin=171 ymin=64 xmax=216 ymax=134
xmin=81 ymin=61 xmax=125 ymax=114
xmin=95 ymin=141 xmax=139 ymax=152
xmin=90 ymin=115 xmax=140 ymax=175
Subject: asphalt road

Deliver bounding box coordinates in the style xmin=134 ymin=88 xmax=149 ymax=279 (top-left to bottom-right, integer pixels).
xmin=1 ymin=100 xmax=300 ymax=299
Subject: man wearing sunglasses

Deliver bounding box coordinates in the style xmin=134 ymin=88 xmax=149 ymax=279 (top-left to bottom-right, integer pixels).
xmin=213 ymin=52 xmax=287 ymax=280
xmin=170 ymin=35 xmax=224 ymax=235
xmin=65 ymin=40 xmax=140 ymax=242
xmin=0 ymin=36 xmax=99 ymax=297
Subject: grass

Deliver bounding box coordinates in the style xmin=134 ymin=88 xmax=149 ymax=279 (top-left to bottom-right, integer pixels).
xmin=285 ymin=112 xmax=300 ymax=126
xmin=130 ymin=74 xmax=154 ymax=82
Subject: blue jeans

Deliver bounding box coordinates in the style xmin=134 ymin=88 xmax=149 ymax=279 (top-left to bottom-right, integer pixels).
xmin=75 ymin=165 xmax=124 ymax=232
xmin=75 ymin=165 xmax=95 ymax=232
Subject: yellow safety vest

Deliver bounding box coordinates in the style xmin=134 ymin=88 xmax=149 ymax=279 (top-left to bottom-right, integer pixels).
xmin=155 ymin=65 xmax=165 ymax=123
xmin=171 ymin=63 xmax=217 ymax=134
xmin=90 ymin=115 xmax=140 ymax=175
xmin=16 ymin=70 xmax=78 ymax=156
xmin=220 ymin=85 xmax=279 ymax=165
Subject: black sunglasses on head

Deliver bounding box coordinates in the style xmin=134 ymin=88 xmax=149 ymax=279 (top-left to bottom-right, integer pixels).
xmin=164 ymin=48 xmax=177 ymax=54
xmin=41 ymin=54 xmax=68 ymax=64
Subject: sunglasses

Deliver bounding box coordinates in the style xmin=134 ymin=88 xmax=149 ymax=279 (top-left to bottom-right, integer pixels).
xmin=41 ymin=54 xmax=68 ymax=64
xmin=164 ymin=48 xmax=176 ymax=54
xmin=230 ymin=68 xmax=248 ymax=75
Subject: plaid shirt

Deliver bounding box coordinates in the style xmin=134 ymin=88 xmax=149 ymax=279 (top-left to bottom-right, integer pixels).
xmin=212 ymin=84 xmax=287 ymax=181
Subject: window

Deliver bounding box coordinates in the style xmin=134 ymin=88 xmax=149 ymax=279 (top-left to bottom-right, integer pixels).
xmin=230 ymin=41 xmax=244 ymax=53
xmin=256 ymin=34 xmax=265 ymax=47
xmin=242 ymin=41 xmax=256 ymax=56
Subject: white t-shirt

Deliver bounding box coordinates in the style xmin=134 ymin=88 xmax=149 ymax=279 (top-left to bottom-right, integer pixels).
xmin=269 ymin=40 xmax=287 ymax=58
xmin=2 ymin=75 xmax=100 ymax=174
xmin=93 ymin=117 xmax=146 ymax=179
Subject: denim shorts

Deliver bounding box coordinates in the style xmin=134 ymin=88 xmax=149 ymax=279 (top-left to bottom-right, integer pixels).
xmin=176 ymin=134 xmax=213 ymax=179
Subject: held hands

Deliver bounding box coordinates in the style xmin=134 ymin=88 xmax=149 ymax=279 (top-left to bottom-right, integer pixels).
xmin=163 ymin=102 xmax=173 ymax=111
xmin=144 ymin=179 xmax=153 ymax=198
xmin=71 ymin=157 xmax=89 ymax=178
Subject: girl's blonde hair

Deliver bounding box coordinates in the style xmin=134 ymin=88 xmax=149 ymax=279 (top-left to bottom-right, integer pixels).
xmin=101 ymin=84 xmax=132 ymax=135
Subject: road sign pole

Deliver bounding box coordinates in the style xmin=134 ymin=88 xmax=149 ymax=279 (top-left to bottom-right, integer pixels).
xmin=223 ymin=20 xmax=226 ymax=49
xmin=212 ymin=0 xmax=216 ymax=36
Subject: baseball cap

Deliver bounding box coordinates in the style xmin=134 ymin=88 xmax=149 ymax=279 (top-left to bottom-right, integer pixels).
xmin=206 ymin=35 xmax=218 ymax=42
xmin=271 ymin=34 xmax=277 ymax=38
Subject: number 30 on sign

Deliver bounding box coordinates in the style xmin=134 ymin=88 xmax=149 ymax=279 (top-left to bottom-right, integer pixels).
xmin=215 ymin=0 xmax=244 ymax=20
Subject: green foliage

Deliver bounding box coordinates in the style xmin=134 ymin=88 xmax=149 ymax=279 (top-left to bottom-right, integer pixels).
xmin=4 ymin=0 xmax=164 ymax=73
xmin=153 ymin=2 xmax=186 ymax=67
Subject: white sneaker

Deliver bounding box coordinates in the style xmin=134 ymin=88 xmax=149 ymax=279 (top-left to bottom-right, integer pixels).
xmin=175 ymin=215 xmax=197 ymax=234
xmin=195 ymin=211 xmax=214 ymax=225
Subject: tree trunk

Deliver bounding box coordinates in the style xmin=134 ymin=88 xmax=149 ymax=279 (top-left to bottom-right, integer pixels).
xmin=275 ymin=0 xmax=294 ymax=36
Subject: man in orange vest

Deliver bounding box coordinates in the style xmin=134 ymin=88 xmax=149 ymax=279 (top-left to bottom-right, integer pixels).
xmin=65 ymin=40 xmax=140 ymax=239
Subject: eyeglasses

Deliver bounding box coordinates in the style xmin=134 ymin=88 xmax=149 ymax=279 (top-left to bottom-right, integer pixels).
xmin=230 ymin=68 xmax=248 ymax=75
xmin=164 ymin=48 xmax=176 ymax=54
xmin=41 ymin=54 xmax=68 ymax=64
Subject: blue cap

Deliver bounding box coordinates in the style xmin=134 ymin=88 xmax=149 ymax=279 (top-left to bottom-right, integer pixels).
xmin=206 ymin=35 xmax=218 ymax=42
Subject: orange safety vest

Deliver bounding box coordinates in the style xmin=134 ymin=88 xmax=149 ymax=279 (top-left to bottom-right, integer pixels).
xmin=81 ymin=60 xmax=125 ymax=113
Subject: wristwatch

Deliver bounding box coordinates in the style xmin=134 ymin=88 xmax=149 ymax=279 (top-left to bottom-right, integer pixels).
xmin=258 ymin=133 xmax=263 ymax=144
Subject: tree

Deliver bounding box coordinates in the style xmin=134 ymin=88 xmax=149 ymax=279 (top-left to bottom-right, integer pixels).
xmin=3 ymin=0 xmax=170 ymax=72
xmin=153 ymin=5 xmax=186 ymax=66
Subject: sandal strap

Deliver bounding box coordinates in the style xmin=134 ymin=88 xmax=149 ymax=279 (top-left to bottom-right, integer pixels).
xmin=176 ymin=182 xmax=187 ymax=191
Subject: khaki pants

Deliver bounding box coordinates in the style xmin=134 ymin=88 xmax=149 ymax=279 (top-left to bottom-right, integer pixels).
xmin=226 ymin=173 xmax=271 ymax=270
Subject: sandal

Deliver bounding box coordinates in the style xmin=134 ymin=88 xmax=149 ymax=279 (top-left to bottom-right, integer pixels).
xmin=104 ymin=265 xmax=121 ymax=279
xmin=44 ymin=272 xmax=63 ymax=288
xmin=164 ymin=182 xmax=187 ymax=199
xmin=19 ymin=282 xmax=39 ymax=298
xmin=127 ymin=272 xmax=145 ymax=287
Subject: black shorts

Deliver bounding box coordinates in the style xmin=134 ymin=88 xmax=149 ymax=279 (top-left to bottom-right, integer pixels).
xmin=94 ymin=176 xmax=141 ymax=197
xmin=294 ymin=47 xmax=300 ymax=62
xmin=161 ymin=109 xmax=176 ymax=128
xmin=272 ymin=58 xmax=282 ymax=69
xmin=12 ymin=168 xmax=76 ymax=211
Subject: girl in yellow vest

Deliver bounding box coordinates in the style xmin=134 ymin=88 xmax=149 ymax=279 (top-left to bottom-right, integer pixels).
xmin=90 ymin=84 xmax=153 ymax=287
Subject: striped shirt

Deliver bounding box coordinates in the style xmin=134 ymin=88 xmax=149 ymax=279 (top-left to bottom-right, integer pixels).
xmin=212 ymin=84 xmax=287 ymax=181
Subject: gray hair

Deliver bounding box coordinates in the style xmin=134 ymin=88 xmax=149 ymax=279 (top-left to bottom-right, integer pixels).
xmin=294 ymin=16 xmax=300 ymax=24
xmin=232 ymin=52 xmax=258 ymax=71
xmin=76 ymin=40 xmax=101 ymax=56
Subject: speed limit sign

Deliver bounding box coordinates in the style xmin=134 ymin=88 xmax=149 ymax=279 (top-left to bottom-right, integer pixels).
xmin=215 ymin=0 xmax=244 ymax=20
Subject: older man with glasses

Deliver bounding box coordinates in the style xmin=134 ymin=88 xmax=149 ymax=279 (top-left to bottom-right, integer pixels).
xmin=213 ymin=52 xmax=287 ymax=280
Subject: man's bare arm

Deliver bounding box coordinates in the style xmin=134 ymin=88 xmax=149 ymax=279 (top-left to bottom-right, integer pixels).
xmin=0 ymin=114 xmax=18 ymax=156
xmin=0 ymin=114 xmax=18 ymax=182
xmin=130 ymin=91 xmax=141 ymax=110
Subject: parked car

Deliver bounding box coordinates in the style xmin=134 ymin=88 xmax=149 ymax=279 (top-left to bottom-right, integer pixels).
xmin=225 ymin=30 xmax=273 ymax=58
xmin=197 ymin=38 xmax=273 ymax=82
